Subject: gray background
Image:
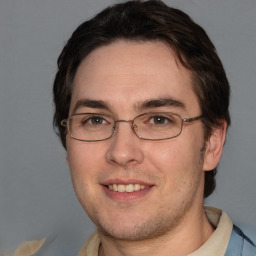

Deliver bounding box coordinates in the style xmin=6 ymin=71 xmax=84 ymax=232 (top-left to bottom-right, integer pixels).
xmin=0 ymin=0 xmax=255 ymax=254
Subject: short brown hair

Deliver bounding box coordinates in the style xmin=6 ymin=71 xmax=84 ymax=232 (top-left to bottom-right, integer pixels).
xmin=53 ymin=0 xmax=230 ymax=198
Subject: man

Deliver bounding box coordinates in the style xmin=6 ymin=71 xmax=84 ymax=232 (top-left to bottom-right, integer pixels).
xmin=52 ymin=1 xmax=256 ymax=255
xmin=10 ymin=0 xmax=255 ymax=255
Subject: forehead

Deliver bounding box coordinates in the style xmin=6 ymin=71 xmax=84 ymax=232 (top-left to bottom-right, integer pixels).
xmin=71 ymin=40 xmax=200 ymax=115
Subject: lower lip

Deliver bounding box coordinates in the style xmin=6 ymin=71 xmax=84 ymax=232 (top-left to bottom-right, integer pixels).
xmin=102 ymin=185 xmax=153 ymax=202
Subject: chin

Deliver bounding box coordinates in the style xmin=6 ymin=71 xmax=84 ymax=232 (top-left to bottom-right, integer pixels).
xmin=95 ymin=214 xmax=178 ymax=242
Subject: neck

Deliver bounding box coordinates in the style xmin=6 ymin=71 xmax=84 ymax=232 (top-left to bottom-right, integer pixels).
xmin=98 ymin=207 xmax=214 ymax=256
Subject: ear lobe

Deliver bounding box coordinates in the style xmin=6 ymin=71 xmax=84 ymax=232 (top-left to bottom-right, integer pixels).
xmin=203 ymin=121 xmax=227 ymax=171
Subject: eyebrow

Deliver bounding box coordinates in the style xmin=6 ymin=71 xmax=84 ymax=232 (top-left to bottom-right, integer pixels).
xmin=135 ymin=97 xmax=185 ymax=111
xmin=72 ymin=97 xmax=185 ymax=114
xmin=72 ymin=99 xmax=111 ymax=113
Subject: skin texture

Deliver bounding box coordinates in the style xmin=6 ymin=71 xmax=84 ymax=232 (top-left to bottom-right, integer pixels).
xmin=66 ymin=40 xmax=226 ymax=256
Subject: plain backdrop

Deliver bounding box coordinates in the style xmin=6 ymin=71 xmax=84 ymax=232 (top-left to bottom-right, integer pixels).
xmin=0 ymin=0 xmax=255 ymax=254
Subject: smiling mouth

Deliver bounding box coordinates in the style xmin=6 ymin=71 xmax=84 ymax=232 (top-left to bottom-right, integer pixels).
xmin=107 ymin=184 xmax=150 ymax=193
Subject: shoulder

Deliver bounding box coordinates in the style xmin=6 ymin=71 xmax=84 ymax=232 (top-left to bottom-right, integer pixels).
xmin=1 ymin=239 xmax=45 ymax=256
xmin=226 ymin=225 xmax=256 ymax=256
xmin=78 ymin=230 xmax=100 ymax=256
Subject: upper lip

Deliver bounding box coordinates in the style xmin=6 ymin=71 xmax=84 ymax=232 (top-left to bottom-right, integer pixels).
xmin=101 ymin=179 xmax=153 ymax=186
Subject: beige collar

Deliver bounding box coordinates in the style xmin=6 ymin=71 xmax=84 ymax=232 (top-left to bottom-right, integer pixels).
xmin=188 ymin=206 xmax=233 ymax=255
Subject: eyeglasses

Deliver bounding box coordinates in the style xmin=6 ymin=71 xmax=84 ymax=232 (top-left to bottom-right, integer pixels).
xmin=61 ymin=112 xmax=202 ymax=142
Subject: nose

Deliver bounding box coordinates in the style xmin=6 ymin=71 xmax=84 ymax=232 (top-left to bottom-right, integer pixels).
xmin=105 ymin=121 xmax=144 ymax=167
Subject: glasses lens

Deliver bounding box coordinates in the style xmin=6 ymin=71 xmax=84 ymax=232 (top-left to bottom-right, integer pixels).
xmin=134 ymin=113 xmax=182 ymax=140
xmin=68 ymin=114 xmax=114 ymax=141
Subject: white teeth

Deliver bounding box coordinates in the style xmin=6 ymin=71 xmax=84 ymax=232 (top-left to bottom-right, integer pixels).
xmin=118 ymin=184 xmax=126 ymax=192
xmin=134 ymin=184 xmax=141 ymax=191
xmin=126 ymin=184 xmax=134 ymax=192
xmin=113 ymin=184 xmax=118 ymax=191
xmin=108 ymin=184 xmax=149 ymax=192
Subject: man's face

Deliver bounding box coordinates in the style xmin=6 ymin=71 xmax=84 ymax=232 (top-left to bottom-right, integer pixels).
xmin=66 ymin=40 xmax=208 ymax=240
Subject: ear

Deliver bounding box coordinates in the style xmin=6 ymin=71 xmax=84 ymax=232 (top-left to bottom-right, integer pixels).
xmin=203 ymin=121 xmax=227 ymax=171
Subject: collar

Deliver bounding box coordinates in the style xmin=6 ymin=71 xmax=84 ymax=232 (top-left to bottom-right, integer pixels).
xmin=188 ymin=206 xmax=233 ymax=255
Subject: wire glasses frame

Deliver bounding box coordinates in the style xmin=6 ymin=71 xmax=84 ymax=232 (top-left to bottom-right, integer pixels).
xmin=61 ymin=112 xmax=202 ymax=142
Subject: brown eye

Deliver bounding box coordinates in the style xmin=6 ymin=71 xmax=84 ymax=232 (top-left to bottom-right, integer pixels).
xmin=151 ymin=116 xmax=167 ymax=124
xmin=89 ymin=116 xmax=106 ymax=125
xmin=148 ymin=115 xmax=173 ymax=125
xmin=80 ymin=115 xmax=108 ymax=127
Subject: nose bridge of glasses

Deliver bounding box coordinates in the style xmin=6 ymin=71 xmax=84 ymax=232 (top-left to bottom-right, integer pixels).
xmin=114 ymin=119 xmax=134 ymax=126
xmin=113 ymin=119 xmax=137 ymax=133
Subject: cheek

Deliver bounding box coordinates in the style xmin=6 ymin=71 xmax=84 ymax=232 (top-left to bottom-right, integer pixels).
xmin=66 ymin=141 xmax=105 ymax=208
xmin=67 ymin=139 xmax=104 ymax=167
xmin=145 ymin=140 xmax=192 ymax=169
xmin=66 ymin=140 xmax=106 ymax=186
xmin=145 ymin=139 xmax=203 ymax=183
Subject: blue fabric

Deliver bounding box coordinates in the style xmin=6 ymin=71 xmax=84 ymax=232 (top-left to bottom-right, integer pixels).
xmin=225 ymin=225 xmax=256 ymax=256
